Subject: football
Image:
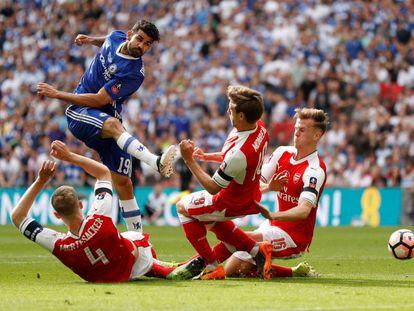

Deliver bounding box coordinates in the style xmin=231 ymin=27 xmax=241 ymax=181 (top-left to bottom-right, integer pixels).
xmin=388 ymin=229 xmax=414 ymax=260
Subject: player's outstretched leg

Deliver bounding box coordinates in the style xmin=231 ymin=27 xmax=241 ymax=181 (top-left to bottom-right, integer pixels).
xmin=146 ymin=261 xmax=176 ymax=279
xmin=102 ymin=117 xmax=176 ymax=178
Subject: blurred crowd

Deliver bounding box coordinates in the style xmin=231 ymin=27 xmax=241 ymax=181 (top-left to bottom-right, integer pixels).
xmin=0 ymin=0 xmax=413 ymax=189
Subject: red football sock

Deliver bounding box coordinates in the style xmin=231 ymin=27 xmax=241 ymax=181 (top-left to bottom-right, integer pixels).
xmin=212 ymin=242 xmax=233 ymax=263
xmin=182 ymin=220 xmax=216 ymax=264
xmin=210 ymin=221 xmax=256 ymax=253
xmin=146 ymin=262 xmax=175 ymax=278
xmin=269 ymin=264 xmax=293 ymax=278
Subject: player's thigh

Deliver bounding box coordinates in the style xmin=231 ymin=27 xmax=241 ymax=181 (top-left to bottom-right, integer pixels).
xmin=99 ymin=140 xmax=133 ymax=177
xmin=224 ymin=255 xmax=256 ymax=277
xmin=101 ymin=117 xmax=124 ymax=138
xmin=179 ymin=190 xmax=227 ymax=222
xmin=228 ymin=251 xmax=256 ymax=268
xmin=66 ymin=106 xmax=110 ymax=148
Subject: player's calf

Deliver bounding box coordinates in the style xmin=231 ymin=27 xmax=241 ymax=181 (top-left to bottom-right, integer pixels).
xmin=146 ymin=261 xmax=176 ymax=278
xmin=112 ymin=174 xmax=143 ymax=232
xmin=101 ymin=117 xmax=124 ymax=138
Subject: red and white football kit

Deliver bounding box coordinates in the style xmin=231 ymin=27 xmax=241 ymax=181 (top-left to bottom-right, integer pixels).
xmin=235 ymin=146 xmax=326 ymax=262
xmin=19 ymin=181 xmax=154 ymax=282
xmin=180 ymin=120 xmax=269 ymax=222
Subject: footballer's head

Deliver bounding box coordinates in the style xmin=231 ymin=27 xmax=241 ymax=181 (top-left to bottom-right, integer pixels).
xmin=293 ymin=108 xmax=329 ymax=149
xmin=126 ymin=20 xmax=159 ymax=58
xmin=227 ymin=85 xmax=264 ymax=127
xmin=51 ymin=185 xmax=82 ymax=219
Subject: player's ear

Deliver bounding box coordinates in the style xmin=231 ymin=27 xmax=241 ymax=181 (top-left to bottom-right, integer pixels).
xmin=314 ymin=128 xmax=323 ymax=141
xmin=79 ymin=200 xmax=83 ymax=210
xmin=126 ymin=30 xmax=132 ymax=41
xmin=54 ymin=211 xmax=61 ymax=219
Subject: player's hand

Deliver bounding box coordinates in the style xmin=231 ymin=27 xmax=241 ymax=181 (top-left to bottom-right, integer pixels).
xmin=268 ymin=172 xmax=289 ymax=192
xmin=193 ymin=147 xmax=206 ymax=161
xmin=50 ymin=140 xmax=74 ymax=162
xmin=179 ymin=140 xmax=195 ymax=162
xmin=37 ymin=82 xmax=59 ymax=99
xmin=254 ymin=200 xmax=277 ymax=220
xmin=37 ymin=160 xmax=56 ymax=184
xmin=74 ymin=34 xmax=92 ymax=46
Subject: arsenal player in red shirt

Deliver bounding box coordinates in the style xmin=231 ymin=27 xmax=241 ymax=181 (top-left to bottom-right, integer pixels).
xmin=11 ymin=140 xmax=174 ymax=282
xmin=224 ymin=108 xmax=328 ymax=278
xmin=172 ymin=85 xmax=273 ymax=280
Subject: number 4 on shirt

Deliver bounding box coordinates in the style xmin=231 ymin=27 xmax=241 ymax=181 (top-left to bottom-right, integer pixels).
xmin=84 ymin=246 xmax=109 ymax=265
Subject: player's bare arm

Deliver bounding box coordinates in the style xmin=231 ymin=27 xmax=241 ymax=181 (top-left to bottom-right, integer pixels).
xmin=193 ymin=147 xmax=224 ymax=163
xmin=179 ymin=140 xmax=222 ymax=195
xmin=50 ymin=140 xmax=110 ymax=181
xmin=255 ymin=198 xmax=313 ymax=221
xmin=11 ymin=161 xmax=56 ymax=228
xmin=260 ymin=172 xmax=289 ymax=193
xmin=37 ymin=83 xmax=111 ymax=108
xmin=74 ymin=34 xmax=106 ymax=47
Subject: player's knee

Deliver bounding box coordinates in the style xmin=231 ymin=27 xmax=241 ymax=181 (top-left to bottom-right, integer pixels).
xmin=102 ymin=117 xmax=123 ymax=138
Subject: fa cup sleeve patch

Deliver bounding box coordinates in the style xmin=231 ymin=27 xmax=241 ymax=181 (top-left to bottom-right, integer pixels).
xmin=309 ymin=177 xmax=317 ymax=189
xmin=111 ymin=82 xmax=122 ymax=94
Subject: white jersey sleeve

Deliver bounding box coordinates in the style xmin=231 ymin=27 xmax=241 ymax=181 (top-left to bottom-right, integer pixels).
xmin=19 ymin=217 xmax=65 ymax=252
xmin=299 ymin=166 xmax=326 ymax=207
xmin=212 ymin=149 xmax=247 ymax=188
xmin=87 ymin=180 xmax=113 ymax=217
xmin=261 ymin=146 xmax=294 ymax=183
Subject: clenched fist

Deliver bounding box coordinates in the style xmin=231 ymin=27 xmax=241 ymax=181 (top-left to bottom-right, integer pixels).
xmin=179 ymin=139 xmax=195 ymax=162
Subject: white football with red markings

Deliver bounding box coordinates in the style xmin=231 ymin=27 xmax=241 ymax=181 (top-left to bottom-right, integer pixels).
xmin=388 ymin=229 xmax=414 ymax=260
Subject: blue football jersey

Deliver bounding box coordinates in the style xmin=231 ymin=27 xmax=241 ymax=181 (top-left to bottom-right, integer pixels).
xmin=74 ymin=31 xmax=145 ymax=119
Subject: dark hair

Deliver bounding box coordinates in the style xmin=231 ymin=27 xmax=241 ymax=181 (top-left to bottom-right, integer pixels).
xmin=131 ymin=20 xmax=160 ymax=42
xmin=227 ymin=85 xmax=264 ymax=123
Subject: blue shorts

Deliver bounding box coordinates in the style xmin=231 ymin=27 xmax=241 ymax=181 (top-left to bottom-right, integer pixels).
xmin=65 ymin=105 xmax=132 ymax=176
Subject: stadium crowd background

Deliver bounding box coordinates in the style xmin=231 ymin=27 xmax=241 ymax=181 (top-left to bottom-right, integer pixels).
xmin=0 ymin=0 xmax=413 ymax=190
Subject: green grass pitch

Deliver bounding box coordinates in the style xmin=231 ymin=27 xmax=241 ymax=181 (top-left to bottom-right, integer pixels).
xmin=0 ymin=225 xmax=413 ymax=311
